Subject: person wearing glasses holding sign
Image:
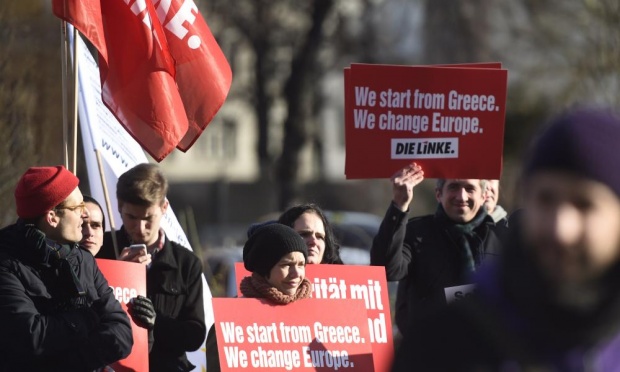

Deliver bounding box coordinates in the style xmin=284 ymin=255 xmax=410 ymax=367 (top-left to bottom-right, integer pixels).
xmin=0 ymin=165 xmax=133 ymax=371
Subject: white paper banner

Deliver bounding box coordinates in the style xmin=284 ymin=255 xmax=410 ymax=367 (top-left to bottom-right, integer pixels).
xmin=71 ymin=26 xmax=212 ymax=370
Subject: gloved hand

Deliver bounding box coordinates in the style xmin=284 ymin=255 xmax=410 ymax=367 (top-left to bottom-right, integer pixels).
xmin=128 ymin=295 xmax=156 ymax=330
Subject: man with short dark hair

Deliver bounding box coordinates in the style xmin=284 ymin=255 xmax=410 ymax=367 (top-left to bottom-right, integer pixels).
xmin=371 ymin=163 xmax=504 ymax=336
xmin=100 ymin=163 xmax=206 ymax=372
xmin=80 ymin=195 xmax=106 ymax=256
xmin=0 ymin=165 xmax=132 ymax=370
xmin=392 ymin=107 xmax=620 ymax=370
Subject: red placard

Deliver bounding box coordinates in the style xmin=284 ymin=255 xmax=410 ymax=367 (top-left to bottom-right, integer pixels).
xmin=344 ymin=63 xmax=507 ymax=179
xmin=96 ymin=259 xmax=148 ymax=371
xmin=235 ymin=264 xmax=394 ymax=372
xmin=213 ymin=298 xmax=374 ymax=371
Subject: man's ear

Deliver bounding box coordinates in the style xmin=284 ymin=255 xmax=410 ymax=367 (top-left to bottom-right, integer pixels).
xmin=161 ymin=199 xmax=169 ymax=214
xmin=46 ymin=210 xmax=60 ymax=228
xmin=482 ymin=187 xmax=489 ymax=201
xmin=435 ymin=188 xmax=442 ymax=202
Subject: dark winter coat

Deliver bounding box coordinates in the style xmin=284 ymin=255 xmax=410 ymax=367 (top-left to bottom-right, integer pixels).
xmin=0 ymin=222 xmax=133 ymax=371
xmin=102 ymin=227 xmax=206 ymax=372
xmin=370 ymin=203 xmax=505 ymax=336
xmin=392 ymin=226 xmax=620 ymax=371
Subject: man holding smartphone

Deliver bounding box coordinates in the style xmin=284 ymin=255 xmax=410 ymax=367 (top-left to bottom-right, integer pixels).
xmin=99 ymin=163 xmax=206 ymax=372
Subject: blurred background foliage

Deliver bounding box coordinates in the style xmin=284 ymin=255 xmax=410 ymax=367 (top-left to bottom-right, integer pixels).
xmin=1 ymin=0 xmax=619 ymax=228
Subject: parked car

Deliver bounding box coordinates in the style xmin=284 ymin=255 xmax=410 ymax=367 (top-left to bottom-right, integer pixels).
xmin=204 ymin=210 xmax=383 ymax=297
xmin=323 ymin=210 xmax=383 ymax=251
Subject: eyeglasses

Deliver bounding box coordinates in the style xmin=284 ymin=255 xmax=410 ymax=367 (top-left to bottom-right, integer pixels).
xmin=55 ymin=202 xmax=87 ymax=215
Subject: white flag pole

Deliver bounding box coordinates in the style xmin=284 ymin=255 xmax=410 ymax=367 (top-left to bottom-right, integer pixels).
xmin=95 ymin=149 xmax=119 ymax=258
xmin=71 ymin=27 xmax=80 ymax=174
xmin=60 ymin=21 xmax=70 ymax=169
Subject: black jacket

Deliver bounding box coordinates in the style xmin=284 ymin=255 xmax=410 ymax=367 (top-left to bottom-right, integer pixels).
xmin=102 ymin=228 xmax=206 ymax=372
xmin=392 ymin=225 xmax=620 ymax=371
xmin=370 ymin=203 xmax=504 ymax=335
xmin=0 ymin=222 xmax=133 ymax=371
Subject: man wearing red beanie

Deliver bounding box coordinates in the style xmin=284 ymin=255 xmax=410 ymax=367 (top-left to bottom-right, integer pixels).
xmin=0 ymin=165 xmax=133 ymax=371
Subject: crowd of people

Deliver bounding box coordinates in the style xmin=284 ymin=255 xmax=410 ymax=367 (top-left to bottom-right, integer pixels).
xmin=1 ymin=106 xmax=620 ymax=371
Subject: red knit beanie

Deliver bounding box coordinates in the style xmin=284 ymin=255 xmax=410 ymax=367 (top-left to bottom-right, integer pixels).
xmin=15 ymin=165 xmax=80 ymax=219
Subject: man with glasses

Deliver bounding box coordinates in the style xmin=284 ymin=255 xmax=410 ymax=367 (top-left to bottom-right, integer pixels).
xmin=0 ymin=165 xmax=133 ymax=370
xmin=99 ymin=163 xmax=206 ymax=372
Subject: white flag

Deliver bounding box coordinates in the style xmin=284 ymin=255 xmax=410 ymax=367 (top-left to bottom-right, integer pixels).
xmin=72 ymin=27 xmax=213 ymax=371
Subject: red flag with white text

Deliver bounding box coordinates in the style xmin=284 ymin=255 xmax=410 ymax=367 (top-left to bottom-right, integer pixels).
xmin=52 ymin=0 xmax=232 ymax=161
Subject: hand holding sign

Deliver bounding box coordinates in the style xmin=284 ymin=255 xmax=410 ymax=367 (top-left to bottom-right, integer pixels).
xmin=128 ymin=295 xmax=157 ymax=330
xmin=391 ymin=163 xmax=425 ymax=212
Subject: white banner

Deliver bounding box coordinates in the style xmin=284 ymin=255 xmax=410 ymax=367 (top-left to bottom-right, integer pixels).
xmin=71 ymin=27 xmax=212 ymax=371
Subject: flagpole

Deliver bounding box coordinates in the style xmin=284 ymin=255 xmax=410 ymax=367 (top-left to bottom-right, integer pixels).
xmin=72 ymin=27 xmax=80 ymax=174
xmin=95 ymin=149 xmax=119 ymax=259
xmin=60 ymin=21 xmax=70 ymax=170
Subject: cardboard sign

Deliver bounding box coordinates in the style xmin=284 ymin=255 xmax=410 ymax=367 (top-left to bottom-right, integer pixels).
xmin=212 ymin=298 xmax=374 ymax=371
xmin=96 ymin=259 xmax=148 ymax=371
xmin=235 ymin=263 xmax=394 ymax=371
xmin=344 ymin=63 xmax=507 ymax=179
xmin=444 ymin=284 xmax=477 ymax=304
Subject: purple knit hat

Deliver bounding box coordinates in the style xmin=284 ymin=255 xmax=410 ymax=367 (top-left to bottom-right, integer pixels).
xmin=524 ymin=107 xmax=620 ymax=196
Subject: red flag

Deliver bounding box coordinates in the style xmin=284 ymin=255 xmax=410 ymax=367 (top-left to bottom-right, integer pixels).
xmin=155 ymin=0 xmax=232 ymax=151
xmin=52 ymin=0 xmax=232 ymax=161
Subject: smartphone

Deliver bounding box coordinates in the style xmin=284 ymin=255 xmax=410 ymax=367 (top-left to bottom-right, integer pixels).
xmin=128 ymin=244 xmax=147 ymax=252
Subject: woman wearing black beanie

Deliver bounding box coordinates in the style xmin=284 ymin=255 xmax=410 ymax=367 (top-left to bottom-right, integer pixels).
xmin=206 ymin=224 xmax=313 ymax=371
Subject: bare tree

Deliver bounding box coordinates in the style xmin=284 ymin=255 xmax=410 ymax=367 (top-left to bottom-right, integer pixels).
xmin=0 ymin=2 xmax=64 ymax=226
xmin=276 ymin=0 xmax=335 ymax=210
xmin=204 ymin=0 xmax=337 ymax=209
xmin=423 ymin=0 xmax=492 ymax=63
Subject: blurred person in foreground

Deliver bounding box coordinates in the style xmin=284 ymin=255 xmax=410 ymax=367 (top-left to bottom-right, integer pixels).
xmin=0 ymin=166 xmax=132 ymax=371
xmin=277 ymin=203 xmax=344 ymax=264
xmin=99 ymin=163 xmax=205 ymax=372
xmin=371 ymin=163 xmax=505 ymax=337
xmin=206 ymin=223 xmax=312 ymax=371
xmin=80 ymin=195 xmax=106 ymax=256
xmin=392 ymin=107 xmax=620 ymax=371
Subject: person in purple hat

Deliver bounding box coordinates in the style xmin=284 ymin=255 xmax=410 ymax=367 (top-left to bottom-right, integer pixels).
xmin=0 ymin=165 xmax=132 ymax=371
xmin=392 ymin=107 xmax=620 ymax=371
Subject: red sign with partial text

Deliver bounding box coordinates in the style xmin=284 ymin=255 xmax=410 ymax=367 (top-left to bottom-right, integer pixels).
xmin=96 ymin=259 xmax=148 ymax=371
xmin=344 ymin=63 xmax=507 ymax=179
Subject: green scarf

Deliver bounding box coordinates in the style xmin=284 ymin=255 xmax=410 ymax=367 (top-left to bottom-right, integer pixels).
xmin=435 ymin=204 xmax=490 ymax=278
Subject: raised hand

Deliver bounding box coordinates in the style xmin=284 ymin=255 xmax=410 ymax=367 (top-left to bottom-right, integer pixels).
xmin=391 ymin=163 xmax=425 ymax=212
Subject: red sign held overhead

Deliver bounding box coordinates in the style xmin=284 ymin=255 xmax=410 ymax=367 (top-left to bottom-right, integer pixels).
xmin=344 ymin=63 xmax=507 ymax=179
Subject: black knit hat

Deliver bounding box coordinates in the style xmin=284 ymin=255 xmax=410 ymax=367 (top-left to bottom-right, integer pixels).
xmin=524 ymin=107 xmax=620 ymax=197
xmin=243 ymin=224 xmax=308 ymax=277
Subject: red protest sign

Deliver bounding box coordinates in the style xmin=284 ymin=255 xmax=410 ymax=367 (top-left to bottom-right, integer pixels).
xmin=235 ymin=263 xmax=394 ymax=371
xmin=344 ymin=63 xmax=507 ymax=179
xmin=96 ymin=259 xmax=148 ymax=371
xmin=212 ymin=298 xmax=374 ymax=371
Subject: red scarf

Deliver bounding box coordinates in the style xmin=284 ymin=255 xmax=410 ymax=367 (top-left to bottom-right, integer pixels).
xmin=239 ymin=272 xmax=312 ymax=304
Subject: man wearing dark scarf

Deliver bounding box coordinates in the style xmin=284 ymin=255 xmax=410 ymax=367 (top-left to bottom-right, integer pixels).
xmin=371 ymin=164 xmax=504 ymax=338
xmin=0 ymin=166 xmax=132 ymax=371
xmin=392 ymin=107 xmax=620 ymax=371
